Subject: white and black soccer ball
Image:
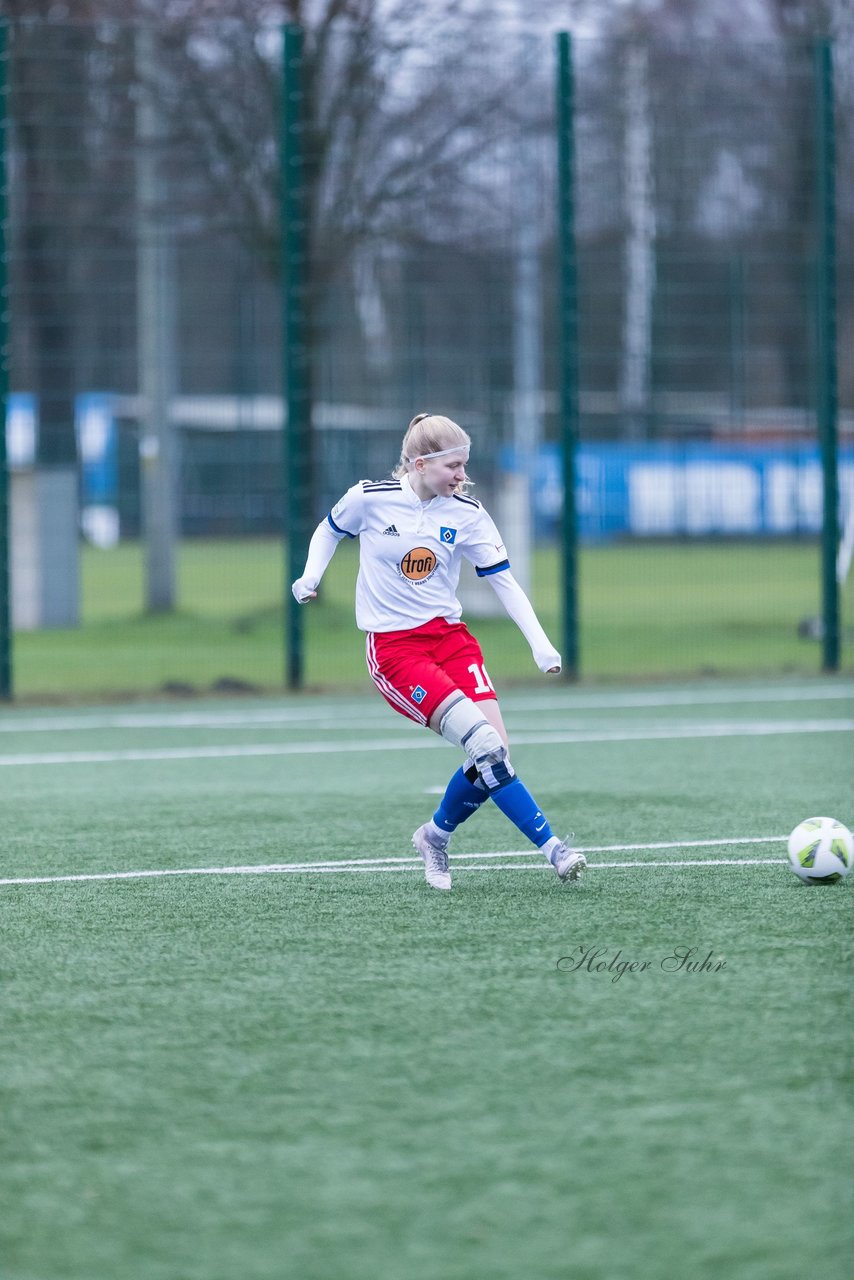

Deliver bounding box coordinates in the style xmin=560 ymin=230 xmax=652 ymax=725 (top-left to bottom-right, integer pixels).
xmin=787 ymin=816 xmax=853 ymax=885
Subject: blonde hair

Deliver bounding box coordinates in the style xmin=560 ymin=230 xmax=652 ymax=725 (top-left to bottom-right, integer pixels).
xmin=392 ymin=413 xmax=472 ymax=485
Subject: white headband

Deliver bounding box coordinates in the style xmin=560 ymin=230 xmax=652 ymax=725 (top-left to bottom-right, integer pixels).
xmin=409 ymin=446 xmax=470 ymax=463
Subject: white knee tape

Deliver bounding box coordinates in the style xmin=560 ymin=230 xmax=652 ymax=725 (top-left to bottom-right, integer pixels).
xmin=463 ymin=720 xmax=506 ymax=766
xmin=439 ymin=697 xmax=514 ymax=790
xmin=439 ymin=696 xmax=489 ymax=751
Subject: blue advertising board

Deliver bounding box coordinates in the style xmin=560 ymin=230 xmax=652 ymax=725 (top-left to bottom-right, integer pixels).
xmin=504 ymin=442 xmax=854 ymax=541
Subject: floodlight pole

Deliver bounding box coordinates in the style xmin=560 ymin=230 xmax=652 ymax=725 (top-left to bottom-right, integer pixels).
xmin=135 ymin=23 xmax=178 ymax=614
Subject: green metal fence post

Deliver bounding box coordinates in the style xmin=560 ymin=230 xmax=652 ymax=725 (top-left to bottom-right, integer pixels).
xmin=0 ymin=23 xmax=12 ymax=700
xmin=281 ymin=24 xmax=312 ymax=690
xmin=814 ymin=38 xmax=839 ymax=673
xmin=556 ymin=32 xmax=580 ymax=680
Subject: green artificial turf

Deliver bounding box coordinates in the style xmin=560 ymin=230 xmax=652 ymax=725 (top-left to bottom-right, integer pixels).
xmin=1 ymin=683 xmax=852 ymax=1279
xmin=9 ymin=537 xmax=851 ymax=699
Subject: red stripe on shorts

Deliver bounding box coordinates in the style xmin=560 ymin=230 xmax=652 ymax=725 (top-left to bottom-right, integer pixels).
xmin=365 ymin=632 xmax=428 ymax=725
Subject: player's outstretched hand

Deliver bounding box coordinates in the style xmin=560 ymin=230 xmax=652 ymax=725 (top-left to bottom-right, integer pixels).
xmin=535 ymin=646 xmax=562 ymax=674
xmin=291 ymin=578 xmax=317 ymax=603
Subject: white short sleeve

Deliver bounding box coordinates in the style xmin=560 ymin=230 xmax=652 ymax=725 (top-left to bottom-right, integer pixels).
xmin=460 ymin=504 xmax=511 ymax=577
xmin=327 ymin=482 xmax=369 ymax=538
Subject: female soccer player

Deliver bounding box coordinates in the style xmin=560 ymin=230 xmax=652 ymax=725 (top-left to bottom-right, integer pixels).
xmin=291 ymin=412 xmax=586 ymax=892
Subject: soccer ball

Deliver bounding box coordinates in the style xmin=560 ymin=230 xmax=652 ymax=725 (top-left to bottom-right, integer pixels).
xmin=787 ymin=816 xmax=853 ymax=884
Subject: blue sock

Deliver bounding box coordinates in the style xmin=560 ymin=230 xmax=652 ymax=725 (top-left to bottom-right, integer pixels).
xmin=433 ymin=767 xmax=488 ymax=834
xmin=489 ymin=777 xmax=554 ymax=848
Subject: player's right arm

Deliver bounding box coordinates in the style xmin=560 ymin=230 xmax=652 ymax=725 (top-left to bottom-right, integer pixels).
xmin=290 ymin=520 xmax=341 ymax=602
xmin=290 ymin=483 xmax=366 ymax=603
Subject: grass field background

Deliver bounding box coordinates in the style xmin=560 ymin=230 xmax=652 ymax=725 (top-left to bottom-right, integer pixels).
xmin=2 ymin=679 xmax=853 ymax=1278
xmin=11 ymin=536 xmax=852 ymax=698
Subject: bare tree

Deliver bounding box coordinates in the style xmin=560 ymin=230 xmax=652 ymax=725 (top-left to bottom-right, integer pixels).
xmin=594 ymin=0 xmax=853 ymax=414
xmin=3 ymin=0 xmax=553 ymax=622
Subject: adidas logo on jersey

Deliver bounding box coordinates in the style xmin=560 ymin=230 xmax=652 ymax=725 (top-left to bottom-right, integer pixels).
xmin=382 ymin=525 xmax=400 ymax=536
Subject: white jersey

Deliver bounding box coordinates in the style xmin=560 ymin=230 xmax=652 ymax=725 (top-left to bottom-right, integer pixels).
xmin=327 ymin=474 xmax=510 ymax=632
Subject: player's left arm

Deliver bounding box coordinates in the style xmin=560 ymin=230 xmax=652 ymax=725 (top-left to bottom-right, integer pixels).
xmin=462 ymin=506 xmax=561 ymax=673
xmin=483 ymin=568 xmax=562 ymax=674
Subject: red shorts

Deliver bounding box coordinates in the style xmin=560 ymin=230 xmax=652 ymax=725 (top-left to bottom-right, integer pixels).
xmin=366 ymin=617 xmax=497 ymax=726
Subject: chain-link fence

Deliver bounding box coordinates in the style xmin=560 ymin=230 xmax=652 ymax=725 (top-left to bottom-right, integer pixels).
xmin=1 ymin=18 xmax=851 ymax=698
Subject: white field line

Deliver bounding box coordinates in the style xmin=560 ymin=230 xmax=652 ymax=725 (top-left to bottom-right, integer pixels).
xmin=0 ymin=860 xmax=787 ymax=887
xmin=1 ymin=684 xmax=852 ymax=734
xmin=0 ymin=711 xmax=401 ymax=734
xmin=0 ymin=836 xmax=789 ymax=887
xmin=492 ymin=687 xmax=854 ymax=710
xmin=1 ymin=720 xmax=852 ymax=767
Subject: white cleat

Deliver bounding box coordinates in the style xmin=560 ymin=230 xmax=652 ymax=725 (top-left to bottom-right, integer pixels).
xmin=412 ymin=823 xmax=452 ymax=891
xmin=551 ymin=840 xmax=587 ymax=884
